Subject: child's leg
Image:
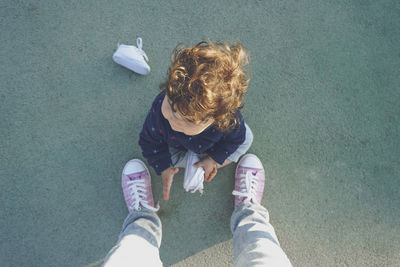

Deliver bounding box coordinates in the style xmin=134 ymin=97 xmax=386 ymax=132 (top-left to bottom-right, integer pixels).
xmin=169 ymin=123 xmax=253 ymax=169
xmin=169 ymin=146 xmax=188 ymax=168
xmin=226 ymin=123 xmax=254 ymax=164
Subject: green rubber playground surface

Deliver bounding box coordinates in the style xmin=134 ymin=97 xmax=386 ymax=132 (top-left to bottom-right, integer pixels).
xmin=1 ymin=0 xmax=399 ymax=266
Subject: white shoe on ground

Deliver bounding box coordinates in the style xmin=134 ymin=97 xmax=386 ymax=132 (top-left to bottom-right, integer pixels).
xmin=113 ymin=37 xmax=150 ymax=75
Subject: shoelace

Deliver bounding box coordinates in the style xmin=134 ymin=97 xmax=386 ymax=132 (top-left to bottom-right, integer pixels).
xmin=232 ymin=170 xmax=259 ymax=203
xmin=127 ymin=178 xmax=159 ymax=212
xmin=135 ymin=37 xmax=149 ymax=62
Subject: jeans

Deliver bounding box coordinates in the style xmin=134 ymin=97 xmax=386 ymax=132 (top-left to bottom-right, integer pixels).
xmin=169 ymin=123 xmax=254 ymax=168
xmin=103 ymin=202 xmax=292 ymax=267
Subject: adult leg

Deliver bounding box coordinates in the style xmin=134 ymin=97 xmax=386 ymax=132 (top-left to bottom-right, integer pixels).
xmin=104 ymin=210 xmax=163 ymax=267
xmin=231 ymin=203 xmax=292 ymax=267
xmin=103 ymin=159 xmax=163 ymax=267
xmin=231 ymin=154 xmax=292 ymax=267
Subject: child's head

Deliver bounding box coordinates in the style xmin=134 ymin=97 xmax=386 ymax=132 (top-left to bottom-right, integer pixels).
xmin=161 ymin=41 xmax=249 ymax=135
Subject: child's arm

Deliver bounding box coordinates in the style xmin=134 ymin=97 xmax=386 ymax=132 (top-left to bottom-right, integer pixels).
xmin=138 ymin=109 xmax=172 ymax=175
xmin=195 ymin=114 xmax=246 ymax=181
xmin=206 ymin=114 xmax=246 ymax=166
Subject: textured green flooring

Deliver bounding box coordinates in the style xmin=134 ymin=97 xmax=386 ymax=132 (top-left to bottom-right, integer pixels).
xmin=1 ymin=0 xmax=399 ymax=266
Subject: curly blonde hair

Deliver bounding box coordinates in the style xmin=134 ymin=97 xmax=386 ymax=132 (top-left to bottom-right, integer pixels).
xmin=161 ymin=41 xmax=249 ymax=131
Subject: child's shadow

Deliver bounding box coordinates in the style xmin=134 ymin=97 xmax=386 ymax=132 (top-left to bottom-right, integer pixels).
xmin=152 ymin=164 xmax=236 ymax=266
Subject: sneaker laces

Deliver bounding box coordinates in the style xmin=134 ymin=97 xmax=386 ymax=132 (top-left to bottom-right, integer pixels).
xmin=232 ymin=170 xmax=259 ymax=203
xmin=135 ymin=37 xmax=149 ymax=62
xmin=126 ymin=178 xmax=159 ymax=212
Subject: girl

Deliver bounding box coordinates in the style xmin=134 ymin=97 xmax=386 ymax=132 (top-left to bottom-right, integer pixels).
xmin=139 ymin=41 xmax=253 ymax=200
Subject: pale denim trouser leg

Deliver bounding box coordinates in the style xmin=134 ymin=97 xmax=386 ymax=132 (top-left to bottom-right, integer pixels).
xmin=170 ymin=123 xmax=254 ymax=167
xmin=231 ymin=203 xmax=292 ymax=267
xmin=103 ymin=209 xmax=163 ymax=267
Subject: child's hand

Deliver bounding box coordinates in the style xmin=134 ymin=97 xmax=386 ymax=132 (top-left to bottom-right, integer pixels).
xmin=193 ymin=156 xmax=220 ymax=182
xmin=161 ymin=166 xmax=179 ymax=200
